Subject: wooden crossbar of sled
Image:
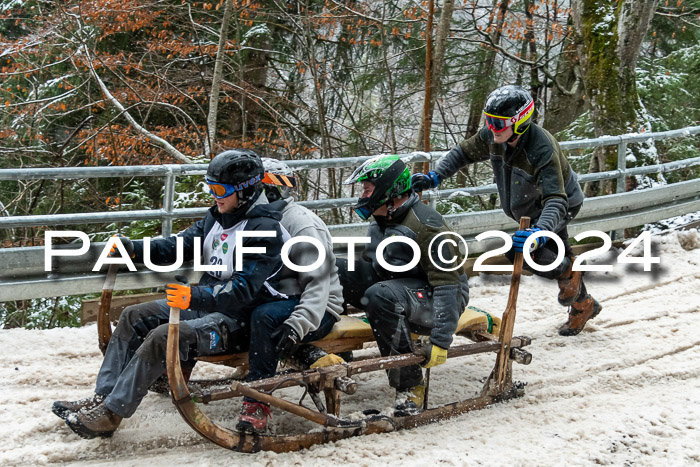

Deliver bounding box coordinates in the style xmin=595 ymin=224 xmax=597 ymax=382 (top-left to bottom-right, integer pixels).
xmin=96 ymin=219 xmax=533 ymax=453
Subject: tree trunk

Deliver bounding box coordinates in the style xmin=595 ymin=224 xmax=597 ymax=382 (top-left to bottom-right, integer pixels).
xmin=206 ymin=0 xmax=234 ymax=157
xmin=571 ymin=0 xmax=658 ymax=196
xmin=454 ymin=0 xmax=508 ymax=186
xmin=227 ymin=3 xmax=270 ymax=144
xmin=543 ymin=30 xmax=585 ymax=133
xmin=414 ymin=0 xmax=456 ymax=151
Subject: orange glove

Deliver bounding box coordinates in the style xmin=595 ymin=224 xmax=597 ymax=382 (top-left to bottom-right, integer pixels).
xmin=166 ymin=283 xmax=191 ymax=309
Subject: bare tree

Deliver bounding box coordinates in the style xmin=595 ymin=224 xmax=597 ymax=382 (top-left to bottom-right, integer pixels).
xmin=414 ymin=0 xmax=456 ymax=150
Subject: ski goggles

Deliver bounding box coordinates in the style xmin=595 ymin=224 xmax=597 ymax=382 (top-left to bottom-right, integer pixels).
xmin=353 ymin=200 xmax=373 ymax=221
xmin=205 ymin=178 xmax=237 ymax=199
xmin=483 ymin=114 xmax=512 ymax=133
xmin=483 ymin=99 xmax=534 ymax=134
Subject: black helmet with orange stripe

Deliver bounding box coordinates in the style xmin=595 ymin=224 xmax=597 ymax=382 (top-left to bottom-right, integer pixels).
xmin=261 ymin=158 xmax=297 ymax=202
xmin=206 ymin=149 xmax=264 ymax=204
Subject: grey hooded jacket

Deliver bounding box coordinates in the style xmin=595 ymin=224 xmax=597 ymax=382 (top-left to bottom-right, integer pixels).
xmin=271 ymin=198 xmax=343 ymax=339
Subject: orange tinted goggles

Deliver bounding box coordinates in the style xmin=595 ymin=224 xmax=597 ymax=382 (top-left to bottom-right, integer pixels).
xmin=205 ymin=179 xmax=236 ymax=199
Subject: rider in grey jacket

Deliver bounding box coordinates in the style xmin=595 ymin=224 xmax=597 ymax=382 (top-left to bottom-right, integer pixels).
xmin=260 ymin=158 xmax=342 ymax=350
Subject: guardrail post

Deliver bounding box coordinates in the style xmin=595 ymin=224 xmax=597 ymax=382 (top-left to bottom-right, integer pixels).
xmin=0 ymin=199 xmax=14 ymax=243
xmin=162 ymin=167 xmax=175 ymax=237
xmin=612 ymin=140 xmax=628 ymax=241
xmin=617 ymin=141 xmax=627 ymax=195
xmin=428 ymin=152 xmax=437 ymax=210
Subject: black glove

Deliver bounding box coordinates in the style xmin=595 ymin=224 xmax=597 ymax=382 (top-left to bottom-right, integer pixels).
xmin=109 ymin=233 xmax=134 ymax=258
xmin=271 ymin=323 xmax=300 ymax=358
xmin=410 ymin=171 xmax=440 ymax=192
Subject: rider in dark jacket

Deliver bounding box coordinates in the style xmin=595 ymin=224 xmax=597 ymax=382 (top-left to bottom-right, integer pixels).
xmin=413 ymin=85 xmax=601 ymax=337
xmin=52 ymin=150 xmax=290 ymax=439
xmin=340 ymin=154 xmax=470 ymax=416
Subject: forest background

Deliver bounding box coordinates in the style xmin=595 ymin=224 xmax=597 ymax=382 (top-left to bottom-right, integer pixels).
xmin=1 ymin=0 xmax=699 ymax=328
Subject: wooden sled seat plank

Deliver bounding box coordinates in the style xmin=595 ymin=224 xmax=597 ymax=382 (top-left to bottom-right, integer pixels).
xmin=198 ymin=307 xmax=501 ymax=366
xmin=321 ymin=315 xmax=373 ymax=339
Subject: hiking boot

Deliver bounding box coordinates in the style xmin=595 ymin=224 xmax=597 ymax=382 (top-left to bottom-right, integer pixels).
xmin=52 ymin=393 xmax=105 ymax=420
xmin=235 ymin=401 xmax=271 ymax=434
xmin=558 ymin=295 xmax=602 ymax=336
xmin=287 ymin=344 xmax=327 ymax=370
xmin=557 ymin=257 xmax=584 ymax=306
xmin=64 ymin=403 xmax=123 ymax=439
xmin=394 ymin=380 xmax=426 ymax=416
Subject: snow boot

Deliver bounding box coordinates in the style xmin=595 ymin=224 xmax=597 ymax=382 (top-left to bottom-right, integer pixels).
xmin=52 ymin=393 xmax=105 ymax=420
xmin=64 ymin=403 xmax=123 ymax=439
xmin=394 ymin=380 xmax=426 ymax=416
xmin=235 ymin=401 xmax=271 ymax=434
xmin=557 ymin=257 xmax=584 ymax=306
xmin=558 ymin=295 xmax=602 ymax=336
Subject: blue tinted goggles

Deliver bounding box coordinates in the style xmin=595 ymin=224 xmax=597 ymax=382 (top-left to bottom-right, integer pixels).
xmin=205 ymin=178 xmax=237 ymax=199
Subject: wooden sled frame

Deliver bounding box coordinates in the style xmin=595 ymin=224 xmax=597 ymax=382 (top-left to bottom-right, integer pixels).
xmin=97 ymin=219 xmax=533 ymax=453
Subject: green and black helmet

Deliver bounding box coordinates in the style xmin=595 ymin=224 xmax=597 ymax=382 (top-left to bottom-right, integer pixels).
xmin=344 ymin=154 xmax=411 ymax=220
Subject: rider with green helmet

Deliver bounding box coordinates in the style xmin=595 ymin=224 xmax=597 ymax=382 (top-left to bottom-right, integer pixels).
xmin=341 ymin=154 xmax=470 ymax=416
xmin=347 ymin=154 xmax=413 ymax=220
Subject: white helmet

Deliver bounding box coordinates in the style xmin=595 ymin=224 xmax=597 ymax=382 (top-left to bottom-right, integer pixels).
xmin=261 ymin=157 xmax=297 ymax=201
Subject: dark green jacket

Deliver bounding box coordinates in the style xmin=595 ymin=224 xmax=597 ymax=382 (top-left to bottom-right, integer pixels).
xmin=436 ymin=124 xmax=584 ymax=232
xmin=363 ymin=193 xmax=470 ymax=349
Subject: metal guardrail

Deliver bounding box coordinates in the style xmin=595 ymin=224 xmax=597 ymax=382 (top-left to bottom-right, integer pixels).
xmin=1 ymin=126 xmax=699 ymax=234
xmin=0 ymin=126 xmax=699 ymax=301
xmin=1 ymin=178 xmax=699 ymax=301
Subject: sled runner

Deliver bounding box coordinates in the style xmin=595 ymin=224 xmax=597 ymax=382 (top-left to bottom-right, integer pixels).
xmin=96 ymin=218 xmax=533 ymax=452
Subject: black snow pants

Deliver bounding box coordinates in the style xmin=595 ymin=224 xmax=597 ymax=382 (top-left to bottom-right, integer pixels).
xmin=337 ymin=258 xmax=437 ymax=391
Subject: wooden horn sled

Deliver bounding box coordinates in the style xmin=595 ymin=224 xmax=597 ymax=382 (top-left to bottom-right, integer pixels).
xmin=158 ymin=218 xmax=532 ymax=452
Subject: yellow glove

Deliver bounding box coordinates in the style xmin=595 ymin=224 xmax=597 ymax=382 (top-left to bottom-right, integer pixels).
xmin=166 ymin=283 xmax=191 ymax=310
xmin=420 ymin=342 xmax=448 ymax=368
xmin=310 ymin=353 xmax=345 ymax=369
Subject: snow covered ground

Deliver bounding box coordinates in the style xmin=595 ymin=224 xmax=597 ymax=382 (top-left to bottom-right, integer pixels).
xmin=1 ymin=229 xmax=699 ymax=466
